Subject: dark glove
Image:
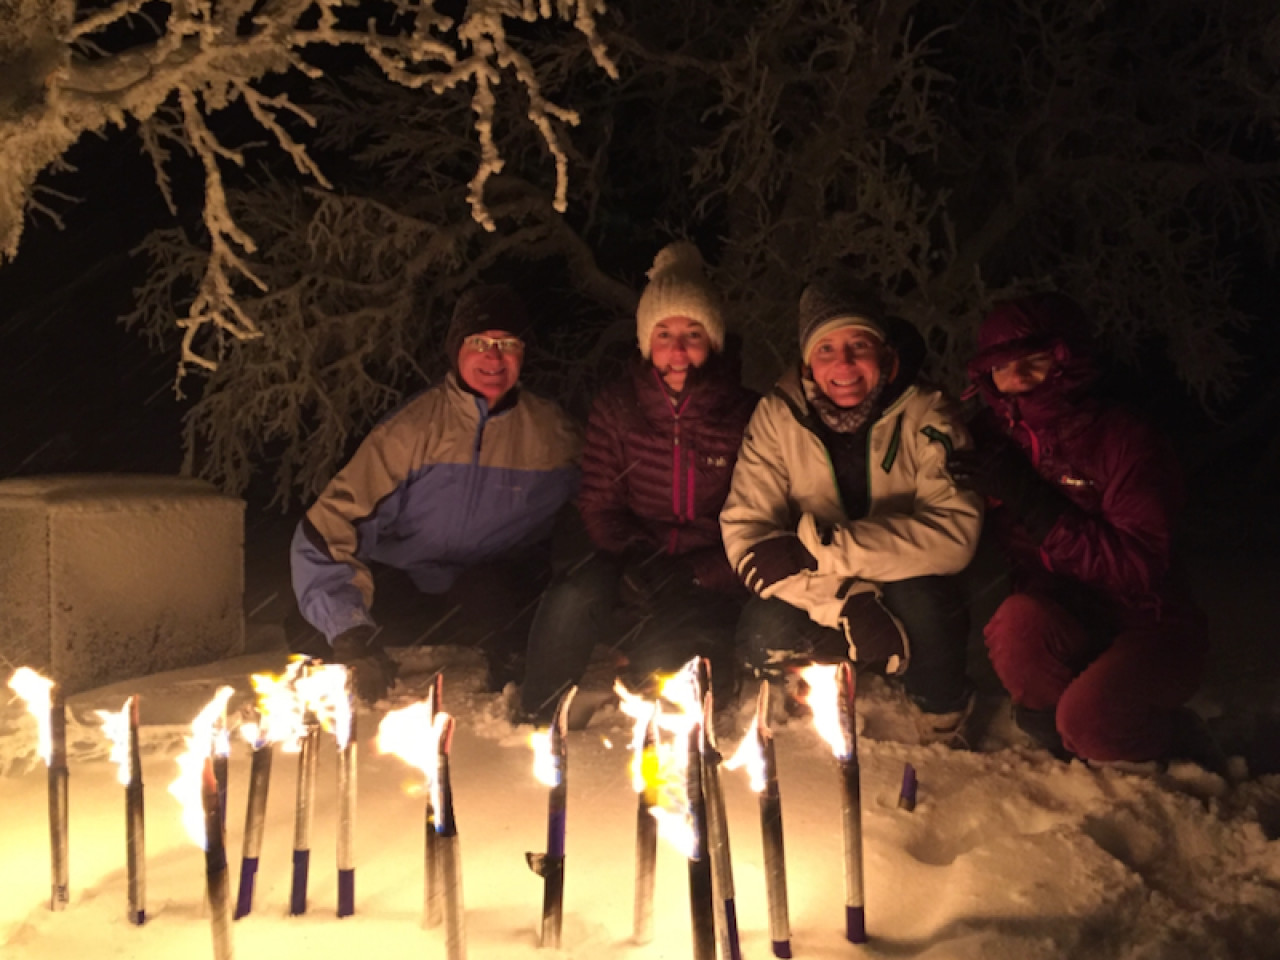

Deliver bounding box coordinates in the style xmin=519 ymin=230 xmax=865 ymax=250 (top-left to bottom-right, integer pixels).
xmin=737 ymin=535 xmax=818 ymax=594
xmin=837 ymin=590 xmax=908 ymax=676
xmin=618 ymin=548 xmax=696 ymax=606
xmin=947 ymin=444 xmax=1072 ymax=543
xmin=330 ymin=625 xmax=399 ymax=704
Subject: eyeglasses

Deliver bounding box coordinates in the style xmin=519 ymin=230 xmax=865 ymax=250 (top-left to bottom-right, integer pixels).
xmin=462 ymin=335 xmax=525 ymax=355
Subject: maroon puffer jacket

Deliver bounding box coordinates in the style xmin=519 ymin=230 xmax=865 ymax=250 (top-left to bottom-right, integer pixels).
xmin=969 ymin=294 xmax=1193 ymax=626
xmin=578 ymin=356 xmax=759 ymax=593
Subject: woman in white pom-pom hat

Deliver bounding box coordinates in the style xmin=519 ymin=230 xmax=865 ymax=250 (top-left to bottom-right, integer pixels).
xmin=514 ymin=241 xmax=758 ymax=726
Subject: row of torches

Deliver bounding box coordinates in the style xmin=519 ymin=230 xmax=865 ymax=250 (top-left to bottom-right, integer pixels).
xmin=6 ymin=657 xmax=919 ymax=960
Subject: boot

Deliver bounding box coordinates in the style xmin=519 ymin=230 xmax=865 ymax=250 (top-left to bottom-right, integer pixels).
xmin=1012 ymin=704 xmax=1071 ymax=760
xmin=913 ymin=691 xmax=976 ymax=749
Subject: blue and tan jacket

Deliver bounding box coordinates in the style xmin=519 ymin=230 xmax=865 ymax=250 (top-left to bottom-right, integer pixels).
xmin=291 ymin=374 xmax=581 ymax=641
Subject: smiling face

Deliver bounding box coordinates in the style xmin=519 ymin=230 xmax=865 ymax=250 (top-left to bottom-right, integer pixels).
xmin=807 ymin=325 xmax=885 ymax=408
xmin=456 ymin=328 xmax=524 ymax=403
xmin=648 ymin=316 xmax=712 ymax=392
xmin=990 ymin=350 xmax=1057 ymax=395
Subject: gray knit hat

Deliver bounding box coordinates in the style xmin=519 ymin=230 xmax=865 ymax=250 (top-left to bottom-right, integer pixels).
xmin=797 ymin=274 xmax=888 ymax=365
xmin=635 ymin=242 xmax=726 ymax=358
xmin=445 ymin=284 xmax=531 ymax=368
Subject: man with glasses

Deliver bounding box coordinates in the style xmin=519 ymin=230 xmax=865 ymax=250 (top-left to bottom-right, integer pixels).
xmin=291 ymin=284 xmax=581 ymax=703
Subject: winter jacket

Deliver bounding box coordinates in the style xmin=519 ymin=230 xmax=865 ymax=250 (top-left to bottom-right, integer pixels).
xmin=721 ymin=366 xmax=982 ymax=629
xmin=968 ymin=297 xmax=1191 ymax=624
xmin=292 ymin=374 xmax=581 ymax=640
xmin=577 ymin=356 xmax=759 ymax=592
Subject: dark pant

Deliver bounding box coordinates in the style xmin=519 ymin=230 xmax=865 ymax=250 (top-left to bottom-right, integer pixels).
xmin=985 ymin=591 xmax=1207 ymax=762
xmin=736 ymin=575 xmax=972 ymax=714
xmin=369 ymin=549 xmax=552 ymax=671
xmin=519 ymin=553 xmax=743 ymax=721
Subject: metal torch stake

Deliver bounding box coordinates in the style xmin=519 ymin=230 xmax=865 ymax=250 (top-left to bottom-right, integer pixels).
xmin=756 ymin=690 xmax=792 ymax=958
xmin=126 ymin=695 xmax=147 ymax=925
xmin=687 ymin=723 xmax=716 ymax=960
xmin=632 ymin=713 xmax=658 ymax=945
xmin=423 ymin=673 xmax=444 ymax=929
xmin=202 ymin=756 xmax=235 ymax=960
xmin=536 ymin=688 xmax=575 ymax=949
xmin=48 ymin=685 xmax=70 ymax=911
xmin=234 ymin=744 xmax=273 ymax=919
xmin=702 ymin=700 xmax=742 ymax=960
xmin=436 ymin=717 xmax=466 ymax=960
xmin=336 ymin=684 xmax=357 ymax=918
xmin=289 ymin=723 xmax=319 ymax=916
xmin=837 ymin=662 xmax=867 ymax=944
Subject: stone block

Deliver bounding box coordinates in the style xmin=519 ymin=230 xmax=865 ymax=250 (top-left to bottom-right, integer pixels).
xmin=0 ymin=475 xmax=244 ymax=694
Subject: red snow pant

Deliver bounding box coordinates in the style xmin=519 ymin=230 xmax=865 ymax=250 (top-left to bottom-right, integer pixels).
xmin=984 ymin=591 xmax=1207 ymax=762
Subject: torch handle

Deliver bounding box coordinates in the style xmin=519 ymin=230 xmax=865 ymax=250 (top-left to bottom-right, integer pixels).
xmin=337 ymin=735 xmax=357 ymax=917
xmin=687 ymin=729 xmax=716 ymax=960
xmin=48 ymin=690 xmax=69 ymax=911
xmin=702 ymin=755 xmax=742 ymax=960
xmin=761 ymin=739 xmax=791 ymax=957
xmin=234 ymin=746 xmax=272 ymax=920
xmin=48 ymin=764 xmax=70 ymax=911
xmin=424 ymin=805 xmax=442 ymax=928
xmin=126 ymin=776 xmax=146 ymax=924
xmin=290 ymin=730 xmax=319 ymax=916
xmin=439 ymin=833 xmax=467 ymax=960
xmin=840 ymin=758 xmax=867 ymax=944
xmin=127 ymin=695 xmax=146 ymax=925
xmin=632 ymin=797 xmax=657 ymax=944
xmin=538 ymin=782 xmax=567 ymax=949
xmin=203 ymin=758 xmax=235 ymax=960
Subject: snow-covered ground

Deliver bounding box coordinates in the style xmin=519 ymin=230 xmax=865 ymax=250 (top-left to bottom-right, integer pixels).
xmin=2 ymin=639 xmax=1278 ymax=960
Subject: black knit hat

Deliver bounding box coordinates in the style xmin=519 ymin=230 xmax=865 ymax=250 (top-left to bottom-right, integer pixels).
xmin=797 ymin=274 xmax=888 ymax=365
xmin=445 ymin=284 xmax=532 ymax=367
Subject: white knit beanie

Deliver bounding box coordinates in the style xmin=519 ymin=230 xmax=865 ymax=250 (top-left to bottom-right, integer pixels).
xmin=635 ymin=241 xmax=726 ymax=358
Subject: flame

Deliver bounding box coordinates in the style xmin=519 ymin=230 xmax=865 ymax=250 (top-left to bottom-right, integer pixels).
xmin=95 ymin=697 xmax=133 ymax=787
xmin=169 ymin=686 xmax=235 ymax=848
xmin=724 ymin=711 xmax=767 ymax=793
xmin=296 ymin=661 xmax=354 ymax=749
xmin=530 ymin=728 xmax=559 ymax=787
xmin=243 ymin=657 xmax=353 ymax=750
xmin=800 ymin=663 xmax=851 ymax=761
xmin=377 ymin=702 xmax=450 ymax=826
xmin=8 ymin=667 xmax=55 ymax=765
xmin=617 ymin=658 xmax=704 ymax=859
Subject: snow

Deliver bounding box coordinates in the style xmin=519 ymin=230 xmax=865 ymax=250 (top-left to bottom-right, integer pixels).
xmin=2 ymin=644 xmax=1278 ymax=960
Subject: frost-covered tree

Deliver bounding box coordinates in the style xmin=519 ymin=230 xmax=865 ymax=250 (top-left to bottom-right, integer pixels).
xmin=8 ymin=0 xmax=1280 ymax=504
xmin=0 ymin=0 xmax=614 ymax=375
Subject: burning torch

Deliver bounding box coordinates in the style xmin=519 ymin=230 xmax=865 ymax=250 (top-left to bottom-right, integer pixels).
xmin=803 ymin=662 xmax=867 ymax=944
xmin=725 ymin=682 xmax=792 ymax=959
xmin=9 ymin=667 xmax=70 ymax=910
xmin=97 ymin=695 xmax=147 ymax=924
xmin=378 ymin=695 xmax=467 ymax=958
xmin=699 ymin=665 xmax=742 ymax=960
xmin=526 ymin=686 xmax=577 ymax=949
xmin=169 ymin=686 xmax=237 ymax=960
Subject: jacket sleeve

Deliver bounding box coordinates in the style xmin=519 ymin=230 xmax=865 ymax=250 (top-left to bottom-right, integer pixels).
xmin=1036 ymin=416 xmax=1175 ymax=600
xmin=576 ymin=394 xmax=652 ymax=553
xmin=719 ymin=398 xmax=797 ymax=575
xmin=290 ymin=416 xmax=415 ymax=641
xmin=798 ymin=396 xmax=983 ymax=581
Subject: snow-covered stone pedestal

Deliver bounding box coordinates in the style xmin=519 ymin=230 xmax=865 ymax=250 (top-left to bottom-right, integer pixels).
xmin=0 ymin=475 xmax=244 ymax=694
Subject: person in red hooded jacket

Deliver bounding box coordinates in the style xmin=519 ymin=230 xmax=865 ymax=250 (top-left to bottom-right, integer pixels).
xmin=950 ymin=292 xmax=1208 ymax=763
xmin=512 ymin=241 xmax=758 ymax=725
